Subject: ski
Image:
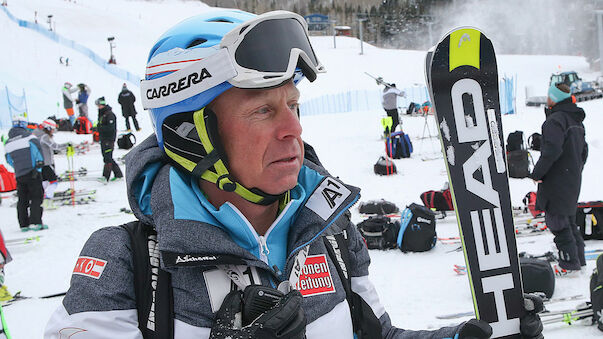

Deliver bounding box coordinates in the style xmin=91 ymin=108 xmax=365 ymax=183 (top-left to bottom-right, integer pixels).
xmin=52 ymin=188 xmax=96 ymax=198
xmin=437 ymin=294 xmax=585 ymax=319
xmin=4 ymin=236 xmax=42 ymax=245
xmin=541 ymin=302 xmax=593 ymax=325
xmin=1 ymin=291 xmax=67 ymax=307
xmin=364 ymin=72 xmax=394 ymax=88
xmin=429 ymin=27 xmax=524 ymax=337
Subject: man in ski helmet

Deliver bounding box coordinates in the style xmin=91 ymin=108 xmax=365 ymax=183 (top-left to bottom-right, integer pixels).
xmin=45 ymin=10 xmax=544 ymax=339
xmin=4 ymin=116 xmax=46 ymax=231
xmin=530 ymin=83 xmax=588 ymax=274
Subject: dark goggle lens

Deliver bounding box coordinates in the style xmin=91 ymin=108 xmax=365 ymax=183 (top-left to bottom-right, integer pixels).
xmin=234 ymin=18 xmax=318 ymax=73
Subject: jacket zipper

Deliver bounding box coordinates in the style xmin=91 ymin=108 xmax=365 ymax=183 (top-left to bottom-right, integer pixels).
xmin=258 ymin=235 xmax=270 ymax=263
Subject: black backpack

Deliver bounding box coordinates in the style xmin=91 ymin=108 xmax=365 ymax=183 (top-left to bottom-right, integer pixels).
xmin=519 ymin=257 xmax=555 ymax=299
xmin=117 ymin=133 xmax=137 ymax=150
xmin=374 ymin=156 xmax=396 ymax=175
xmin=590 ymin=253 xmax=603 ymax=331
xmin=506 ymin=131 xmax=525 ymax=152
xmin=527 ymin=133 xmax=541 ymax=151
xmin=507 ymin=150 xmax=530 ymax=178
xmin=420 ymin=189 xmax=454 ymax=211
xmin=358 ymin=199 xmax=399 ymax=215
xmin=397 ymin=203 xmax=436 ymax=252
xmin=576 ymin=201 xmax=603 ymax=240
xmin=357 ymin=216 xmax=400 ymax=250
xmin=58 ymin=118 xmax=73 ymax=131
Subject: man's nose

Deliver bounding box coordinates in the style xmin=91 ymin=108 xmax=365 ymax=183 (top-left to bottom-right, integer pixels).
xmin=276 ymin=103 xmax=302 ymax=140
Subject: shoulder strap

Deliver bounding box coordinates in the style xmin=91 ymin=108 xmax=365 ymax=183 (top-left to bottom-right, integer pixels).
xmin=121 ymin=221 xmax=174 ymax=339
xmin=324 ymin=232 xmax=382 ymax=339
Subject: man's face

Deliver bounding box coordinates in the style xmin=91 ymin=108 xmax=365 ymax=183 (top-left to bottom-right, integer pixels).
xmin=211 ymin=82 xmax=304 ymax=195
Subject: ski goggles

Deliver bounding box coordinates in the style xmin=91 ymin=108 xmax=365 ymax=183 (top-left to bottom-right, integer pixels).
xmin=141 ymin=11 xmax=325 ymax=109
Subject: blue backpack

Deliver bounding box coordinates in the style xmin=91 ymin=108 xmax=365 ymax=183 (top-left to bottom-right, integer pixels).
xmin=397 ymin=203 xmax=436 ymax=252
xmin=386 ymin=131 xmax=413 ymax=159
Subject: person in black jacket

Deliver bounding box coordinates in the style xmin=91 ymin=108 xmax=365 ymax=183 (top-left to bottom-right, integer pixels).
xmin=117 ymin=83 xmax=140 ymax=132
xmin=95 ymin=97 xmax=123 ymax=183
xmin=530 ymin=83 xmax=588 ymax=273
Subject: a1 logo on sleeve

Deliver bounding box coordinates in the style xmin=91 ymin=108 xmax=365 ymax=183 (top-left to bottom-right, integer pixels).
xmin=73 ymin=256 xmax=107 ymax=279
xmin=294 ymin=255 xmax=336 ymax=297
xmin=306 ymin=177 xmax=351 ymax=220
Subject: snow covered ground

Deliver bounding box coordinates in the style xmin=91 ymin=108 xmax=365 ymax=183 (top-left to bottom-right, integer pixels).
xmin=1 ymin=0 xmax=602 ymax=337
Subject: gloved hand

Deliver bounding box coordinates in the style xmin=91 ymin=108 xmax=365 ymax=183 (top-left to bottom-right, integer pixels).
xmin=520 ymin=293 xmax=544 ymax=339
xmin=209 ymin=287 xmax=306 ymax=339
xmin=456 ymin=318 xmax=492 ymax=339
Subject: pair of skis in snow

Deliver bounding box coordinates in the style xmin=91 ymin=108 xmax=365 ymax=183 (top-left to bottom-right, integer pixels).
xmin=427 ymin=28 xmax=524 ymax=337
xmin=437 ymin=294 xmax=591 ymax=324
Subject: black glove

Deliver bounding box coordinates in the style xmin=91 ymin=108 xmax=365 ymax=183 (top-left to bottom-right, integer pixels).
xmin=456 ymin=318 xmax=492 ymax=339
xmin=35 ymin=160 xmax=44 ymax=169
xmin=209 ymin=287 xmax=306 ymax=339
xmin=520 ymin=293 xmax=544 ymax=339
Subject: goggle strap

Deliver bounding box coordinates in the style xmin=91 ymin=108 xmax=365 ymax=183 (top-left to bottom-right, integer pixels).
xmin=141 ymin=48 xmax=237 ymax=109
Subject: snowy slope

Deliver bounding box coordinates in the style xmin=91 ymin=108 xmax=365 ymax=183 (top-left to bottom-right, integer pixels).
xmin=1 ymin=1 xmax=602 ymax=338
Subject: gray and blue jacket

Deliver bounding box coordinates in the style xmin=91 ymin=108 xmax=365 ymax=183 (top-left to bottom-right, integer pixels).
xmin=45 ymin=135 xmax=461 ymax=338
xmin=4 ymin=127 xmax=43 ymax=178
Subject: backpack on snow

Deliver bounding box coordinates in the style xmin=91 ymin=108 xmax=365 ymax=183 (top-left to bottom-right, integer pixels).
xmin=117 ymin=133 xmax=137 ymax=150
xmin=576 ymin=201 xmax=603 ymax=240
xmin=397 ymin=203 xmax=436 ymax=252
xmin=357 ymin=216 xmax=400 ymax=250
xmin=74 ymin=116 xmax=93 ymax=134
xmin=522 ymin=192 xmax=543 ymax=218
xmin=506 ymin=130 xmax=525 ymax=152
xmin=519 ymin=257 xmax=555 ymax=299
xmin=358 ymin=199 xmax=399 ymax=216
xmin=386 ymin=131 xmax=412 ymax=159
xmin=507 ymin=150 xmax=530 ymax=178
xmin=374 ymin=156 xmax=396 ymax=176
xmin=527 ymin=133 xmax=542 ymax=151
xmin=590 ymin=253 xmax=603 ymax=331
xmin=420 ymin=189 xmax=453 ymax=211
xmin=57 ymin=118 xmax=73 ymax=131
xmin=0 ymin=165 xmax=16 ymax=192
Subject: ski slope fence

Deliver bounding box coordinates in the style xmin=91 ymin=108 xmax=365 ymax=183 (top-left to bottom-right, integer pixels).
xmin=300 ymin=77 xmax=517 ymax=116
xmin=0 ymin=86 xmax=28 ymax=129
xmin=0 ymin=6 xmax=141 ymax=86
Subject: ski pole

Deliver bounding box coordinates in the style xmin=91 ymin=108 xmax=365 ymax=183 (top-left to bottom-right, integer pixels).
xmin=66 ymin=144 xmax=75 ymax=206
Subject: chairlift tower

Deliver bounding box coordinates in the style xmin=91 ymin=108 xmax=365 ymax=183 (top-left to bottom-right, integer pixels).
xmin=107 ymin=36 xmax=116 ymax=64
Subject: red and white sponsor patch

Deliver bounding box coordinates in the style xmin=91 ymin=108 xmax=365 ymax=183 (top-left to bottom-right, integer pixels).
xmin=294 ymin=254 xmax=336 ymax=297
xmin=73 ymin=256 xmax=107 ymax=279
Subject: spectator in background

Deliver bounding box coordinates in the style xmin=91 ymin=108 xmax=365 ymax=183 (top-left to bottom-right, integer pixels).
xmin=4 ymin=116 xmax=47 ymax=231
xmin=381 ymin=83 xmax=405 ymax=135
xmin=76 ymin=83 xmax=91 ymax=118
xmin=62 ymin=82 xmax=78 ymax=126
xmin=32 ymin=120 xmax=69 ymax=202
xmin=530 ymin=83 xmax=589 ymax=275
xmin=118 ymin=83 xmax=140 ymax=132
xmin=95 ymin=97 xmax=123 ymax=183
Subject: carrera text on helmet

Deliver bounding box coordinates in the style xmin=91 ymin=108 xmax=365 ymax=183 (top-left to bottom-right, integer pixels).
xmin=146 ymin=68 xmax=212 ymax=100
